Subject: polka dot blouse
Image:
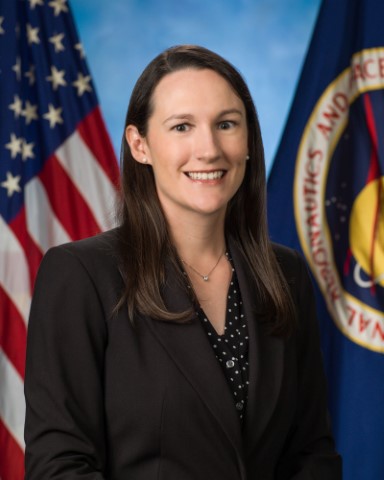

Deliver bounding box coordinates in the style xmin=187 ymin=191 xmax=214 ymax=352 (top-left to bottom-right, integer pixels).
xmin=197 ymin=253 xmax=249 ymax=422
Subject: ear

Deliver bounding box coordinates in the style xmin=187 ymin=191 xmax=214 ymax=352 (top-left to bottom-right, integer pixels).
xmin=125 ymin=125 xmax=151 ymax=165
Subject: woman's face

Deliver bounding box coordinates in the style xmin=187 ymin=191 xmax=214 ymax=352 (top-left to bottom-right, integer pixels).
xmin=127 ymin=68 xmax=248 ymax=222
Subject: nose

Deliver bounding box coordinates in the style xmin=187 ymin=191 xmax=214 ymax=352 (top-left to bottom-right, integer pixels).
xmin=194 ymin=126 xmax=221 ymax=162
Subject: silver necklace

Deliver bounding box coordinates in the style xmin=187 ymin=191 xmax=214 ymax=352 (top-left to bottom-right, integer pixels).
xmin=181 ymin=249 xmax=226 ymax=282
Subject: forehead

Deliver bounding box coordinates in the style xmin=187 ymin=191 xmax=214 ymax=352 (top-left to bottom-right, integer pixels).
xmin=150 ymin=68 xmax=245 ymax=115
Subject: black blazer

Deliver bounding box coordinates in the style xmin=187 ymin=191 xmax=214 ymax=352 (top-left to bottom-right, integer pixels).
xmin=24 ymin=229 xmax=341 ymax=479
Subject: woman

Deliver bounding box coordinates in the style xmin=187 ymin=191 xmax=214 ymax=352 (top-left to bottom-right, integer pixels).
xmin=24 ymin=45 xmax=342 ymax=479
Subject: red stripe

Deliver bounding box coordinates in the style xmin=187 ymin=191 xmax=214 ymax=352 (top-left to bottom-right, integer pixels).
xmin=369 ymin=180 xmax=383 ymax=295
xmin=9 ymin=207 xmax=44 ymax=290
xmin=0 ymin=287 xmax=27 ymax=379
xmin=364 ymin=94 xmax=380 ymax=183
xmin=343 ymin=247 xmax=352 ymax=277
xmin=363 ymin=94 xmax=381 ymax=294
xmin=0 ymin=419 xmax=25 ymax=480
xmin=77 ymin=107 xmax=120 ymax=185
xmin=39 ymin=154 xmax=102 ymax=240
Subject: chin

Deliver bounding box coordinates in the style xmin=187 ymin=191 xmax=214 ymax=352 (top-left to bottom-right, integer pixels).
xmin=191 ymin=202 xmax=227 ymax=216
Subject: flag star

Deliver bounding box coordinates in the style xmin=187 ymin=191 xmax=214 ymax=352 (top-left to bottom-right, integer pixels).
xmin=26 ymin=23 xmax=40 ymax=45
xmin=22 ymin=101 xmax=39 ymax=124
xmin=72 ymin=72 xmax=92 ymax=96
xmin=49 ymin=32 xmax=65 ymax=52
xmin=25 ymin=64 xmax=36 ymax=85
xmin=43 ymin=103 xmax=63 ymax=128
xmin=49 ymin=0 xmax=68 ymax=16
xmin=29 ymin=0 xmax=44 ymax=8
xmin=21 ymin=140 xmax=35 ymax=161
xmin=75 ymin=42 xmax=85 ymax=59
xmin=46 ymin=65 xmax=67 ymax=90
xmin=5 ymin=133 xmax=23 ymax=158
xmin=0 ymin=17 xmax=5 ymax=35
xmin=9 ymin=95 xmax=23 ymax=118
xmin=1 ymin=172 xmax=22 ymax=197
xmin=12 ymin=57 xmax=21 ymax=80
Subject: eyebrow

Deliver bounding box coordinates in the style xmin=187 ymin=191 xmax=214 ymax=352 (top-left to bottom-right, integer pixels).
xmin=163 ymin=108 xmax=244 ymax=124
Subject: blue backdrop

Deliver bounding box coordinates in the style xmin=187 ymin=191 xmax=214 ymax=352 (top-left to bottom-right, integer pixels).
xmin=71 ymin=0 xmax=321 ymax=173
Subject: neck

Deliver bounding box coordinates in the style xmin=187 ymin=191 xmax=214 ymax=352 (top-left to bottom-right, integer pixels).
xmin=167 ymin=211 xmax=227 ymax=265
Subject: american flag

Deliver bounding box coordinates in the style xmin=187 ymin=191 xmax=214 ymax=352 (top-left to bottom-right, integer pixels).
xmin=0 ymin=1 xmax=119 ymax=478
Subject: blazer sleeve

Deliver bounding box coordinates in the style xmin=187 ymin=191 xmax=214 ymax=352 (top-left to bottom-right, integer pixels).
xmin=24 ymin=245 xmax=108 ymax=479
xmin=276 ymin=251 xmax=342 ymax=479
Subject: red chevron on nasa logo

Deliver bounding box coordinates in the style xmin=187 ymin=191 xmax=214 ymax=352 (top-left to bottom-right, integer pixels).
xmin=294 ymin=48 xmax=384 ymax=352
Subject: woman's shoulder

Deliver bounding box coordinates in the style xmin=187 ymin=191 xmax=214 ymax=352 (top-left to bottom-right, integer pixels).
xmin=271 ymin=242 xmax=303 ymax=273
xmin=47 ymin=228 xmax=119 ymax=261
xmin=38 ymin=228 xmax=122 ymax=285
xmin=33 ymin=228 xmax=124 ymax=313
xmin=270 ymin=242 xmax=313 ymax=296
xmin=271 ymin=243 xmax=320 ymax=344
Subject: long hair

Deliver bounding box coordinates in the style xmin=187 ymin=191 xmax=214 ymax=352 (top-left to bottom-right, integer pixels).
xmin=117 ymin=44 xmax=295 ymax=335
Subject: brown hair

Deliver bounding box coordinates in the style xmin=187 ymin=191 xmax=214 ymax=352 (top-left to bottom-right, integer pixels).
xmin=117 ymin=44 xmax=295 ymax=335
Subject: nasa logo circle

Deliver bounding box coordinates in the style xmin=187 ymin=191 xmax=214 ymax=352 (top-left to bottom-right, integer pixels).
xmin=294 ymin=48 xmax=384 ymax=353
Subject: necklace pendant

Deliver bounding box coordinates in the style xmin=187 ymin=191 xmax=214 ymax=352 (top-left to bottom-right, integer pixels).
xmin=203 ymin=275 xmax=209 ymax=282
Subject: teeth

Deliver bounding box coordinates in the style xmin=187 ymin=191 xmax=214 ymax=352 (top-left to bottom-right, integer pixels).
xmin=187 ymin=171 xmax=224 ymax=180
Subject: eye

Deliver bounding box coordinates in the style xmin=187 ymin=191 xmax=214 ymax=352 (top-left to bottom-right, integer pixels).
xmin=172 ymin=123 xmax=190 ymax=132
xmin=218 ymin=120 xmax=236 ymax=130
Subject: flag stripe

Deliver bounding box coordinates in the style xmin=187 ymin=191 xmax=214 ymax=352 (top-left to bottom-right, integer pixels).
xmin=25 ymin=177 xmax=72 ymax=252
xmin=9 ymin=209 xmax=44 ymax=289
xmin=0 ymin=216 xmax=31 ymax=325
xmin=0 ymin=418 xmax=25 ymax=480
xmin=0 ymin=348 xmax=25 ymax=450
xmin=55 ymin=130 xmax=117 ymax=232
xmin=0 ymin=287 xmax=27 ymax=379
xmin=39 ymin=154 xmax=102 ymax=240
xmin=1 ymin=2 xmax=119 ymax=475
xmin=77 ymin=107 xmax=120 ymax=185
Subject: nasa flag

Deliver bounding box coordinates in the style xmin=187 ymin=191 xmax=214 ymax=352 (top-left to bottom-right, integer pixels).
xmin=267 ymin=0 xmax=384 ymax=478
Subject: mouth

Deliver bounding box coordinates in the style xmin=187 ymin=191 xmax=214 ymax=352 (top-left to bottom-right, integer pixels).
xmin=185 ymin=170 xmax=226 ymax=180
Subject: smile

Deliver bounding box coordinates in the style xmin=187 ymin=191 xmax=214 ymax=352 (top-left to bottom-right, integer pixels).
xmin=186 ymin=170 xmax=225 ymax=180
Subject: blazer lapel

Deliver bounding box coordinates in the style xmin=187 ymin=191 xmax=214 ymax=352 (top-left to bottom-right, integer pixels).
xmin=143 ymin=259 xmax=246 ymax=477
xmin=229 ymin=240 xmax=284 ymax=452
